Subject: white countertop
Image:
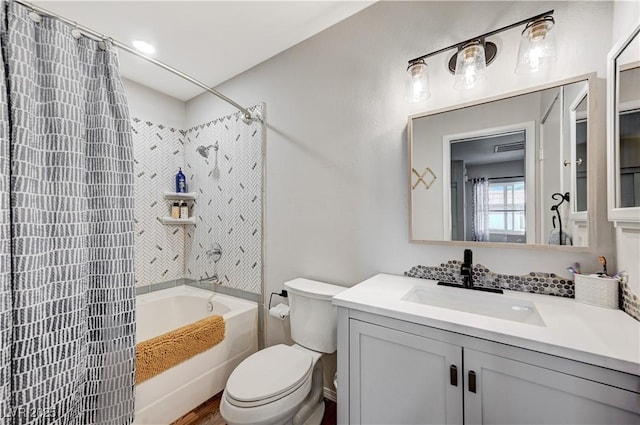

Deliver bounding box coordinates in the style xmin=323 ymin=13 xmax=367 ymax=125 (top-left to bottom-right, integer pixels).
xmin=332 ymin=273 xmax=640 ymax=376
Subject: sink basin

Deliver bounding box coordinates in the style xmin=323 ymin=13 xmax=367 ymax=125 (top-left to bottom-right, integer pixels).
xmin=401 ymin=285 xmax=545 ymax=327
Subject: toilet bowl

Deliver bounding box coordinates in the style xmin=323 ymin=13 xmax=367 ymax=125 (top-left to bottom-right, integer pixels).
xmin=220 ymin=344 xmax=323 ymax=425
xmin=220 ymin=278 xmax=345 ymax=425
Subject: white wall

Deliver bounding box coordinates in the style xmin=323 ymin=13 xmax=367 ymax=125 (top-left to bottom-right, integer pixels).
xmin=184 ymin=1 xmax=617 ymax=345
xmin=123 ymin=78 xmax=186 ymax=129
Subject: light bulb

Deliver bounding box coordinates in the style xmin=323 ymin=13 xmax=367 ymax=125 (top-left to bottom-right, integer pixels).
xmin=515 ymin=16 xmax=556 ymax=74
xmin=407 ymin=60 xmax=430 ymax=102
xmin=454 ymin=41 xmax=487 ymax=90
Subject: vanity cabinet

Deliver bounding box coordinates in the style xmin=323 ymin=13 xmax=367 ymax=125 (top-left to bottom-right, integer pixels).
xmin=349 ymin=319 xmax=462 ymax=424
xmin=341 ymin=311 xmax=640 ymax=425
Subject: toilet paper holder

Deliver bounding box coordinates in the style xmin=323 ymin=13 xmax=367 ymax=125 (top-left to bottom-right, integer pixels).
xmin=268 ymin=290 xmax=288 ymax=309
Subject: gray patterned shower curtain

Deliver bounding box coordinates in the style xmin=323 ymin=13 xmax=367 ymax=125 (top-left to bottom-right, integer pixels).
xmin=0 ymin=1 xmax=136 ymax=424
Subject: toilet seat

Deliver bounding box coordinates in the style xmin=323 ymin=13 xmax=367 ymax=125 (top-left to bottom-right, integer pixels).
xmin=225 ymin=344 xmax=313 ymax=408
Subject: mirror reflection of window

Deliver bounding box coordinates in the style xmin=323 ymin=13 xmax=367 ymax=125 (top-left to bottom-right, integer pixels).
xmin=488 ymin=180 xmax=526 ymax=237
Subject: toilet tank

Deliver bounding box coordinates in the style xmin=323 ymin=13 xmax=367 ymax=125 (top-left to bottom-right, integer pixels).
xmin=283 ymin=278 xmax=345 ymax=353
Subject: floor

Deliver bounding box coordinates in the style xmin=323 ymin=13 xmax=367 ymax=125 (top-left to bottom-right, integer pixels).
xmin=171 ymin=392 xmax=337 ymax=425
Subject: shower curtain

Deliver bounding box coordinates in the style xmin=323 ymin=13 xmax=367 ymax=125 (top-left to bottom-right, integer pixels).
xmin=471 ymin=177 xmax=490 ymax=242
xmin=0 ymin=2 xmax=136 ymax=424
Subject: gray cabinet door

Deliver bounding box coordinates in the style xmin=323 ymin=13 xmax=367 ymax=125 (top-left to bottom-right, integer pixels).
xmin=463 ymin=348 xmax=640 ymax=425
xmin=349 ymin=319 xmax=463 ymax=424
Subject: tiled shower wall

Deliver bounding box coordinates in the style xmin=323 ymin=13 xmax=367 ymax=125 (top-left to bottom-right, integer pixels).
xmin=132 ymin=119 xmax=186 ymax=287
xmin=184 ymin=105 xmax=264 ymax=295
xmin=131 ymin=104 xmax=264 ymax=295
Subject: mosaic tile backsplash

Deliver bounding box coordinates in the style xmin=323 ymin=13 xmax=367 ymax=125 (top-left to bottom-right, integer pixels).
xmin=131 ymin=104 xmax=264 ymax=295
xmin=405 ymin=261 xmax=575 ymax=297
xmin=406 ymin=261 xmax=640 ymax=322
xmin=620 ymin=277 xmax=640 ymax=322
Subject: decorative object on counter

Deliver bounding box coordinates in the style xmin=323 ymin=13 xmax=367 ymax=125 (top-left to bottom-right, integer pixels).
xmin=598 ymin=256 xmax=608 ymax=276
xmin=412 ymin=167 xmax=437 ymax=189
xmin=405 ymin=260 xmax=574 ymax=298
xmin=548 ymin=192 xmax=572 ymax=245
xmin=574 ymin=274 xmax=619 ymax=309
xmin=175 ymin=167 xmax=187 ymax=193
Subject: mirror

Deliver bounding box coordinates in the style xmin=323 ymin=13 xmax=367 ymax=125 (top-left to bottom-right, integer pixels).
xmin=611 ymin=25 xmax=640 ymax=212
xmin=569 ymin=88 xmax=588 ymax=214
xmin=409 ymin=76 xmax=593 ymax=247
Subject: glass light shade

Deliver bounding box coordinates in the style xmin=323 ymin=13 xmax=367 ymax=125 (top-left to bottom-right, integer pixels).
xmin=515 ymin=17 xmax=556 ymax=73
xmin=453 ymin=42 xmax=487 ymax=90
xmin=407 ymin=60 xmax=430 ymax=102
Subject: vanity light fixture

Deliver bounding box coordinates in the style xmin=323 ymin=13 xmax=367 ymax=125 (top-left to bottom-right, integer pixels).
xmin=407 ymin=10 xmax=555 ymax=100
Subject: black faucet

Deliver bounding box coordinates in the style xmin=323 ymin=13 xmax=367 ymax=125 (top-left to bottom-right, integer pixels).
xmin=437 ymin=249 xmax=503 ymax=294
xmin=461 ymin=249 xmax=474 ymax=289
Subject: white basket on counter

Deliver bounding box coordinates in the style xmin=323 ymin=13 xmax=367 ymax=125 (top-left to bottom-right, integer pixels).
xmin=574 ymin=274 xmax=619 ymax=309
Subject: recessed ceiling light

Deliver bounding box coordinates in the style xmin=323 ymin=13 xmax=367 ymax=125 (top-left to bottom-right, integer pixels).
xmin=132 ymin=40 xmax=155 ymax=55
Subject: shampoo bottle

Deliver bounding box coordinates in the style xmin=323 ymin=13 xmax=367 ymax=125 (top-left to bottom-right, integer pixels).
xmin=171 ymin=202 xmax=180 ymax=219
xmin=180 ymin=201 xmax=189 ymax=219
xmin=176 ymin=168 xmax=187 ymax=193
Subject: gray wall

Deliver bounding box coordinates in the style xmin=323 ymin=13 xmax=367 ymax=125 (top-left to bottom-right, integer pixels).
xmin=184 ymin=1 xmax=616 ymax=347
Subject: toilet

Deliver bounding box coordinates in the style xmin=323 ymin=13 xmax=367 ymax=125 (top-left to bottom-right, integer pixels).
xmin=220 ymin=278 xmax=345 ymax=425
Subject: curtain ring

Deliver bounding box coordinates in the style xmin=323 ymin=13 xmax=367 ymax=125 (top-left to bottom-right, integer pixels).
xmin=71 ymin=22 xmax=82 ymax=39
xmin=28 ymin=11 xmax=42 ymax=23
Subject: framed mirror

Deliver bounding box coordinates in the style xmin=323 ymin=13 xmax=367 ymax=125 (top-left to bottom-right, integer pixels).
xmin=408 ymin=74 xmax=596 ymax=249
xmin=607 ymin=22 xmax=640 ymax=223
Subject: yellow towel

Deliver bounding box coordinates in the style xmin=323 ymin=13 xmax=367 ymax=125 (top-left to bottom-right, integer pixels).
xmin=136 ymin=315 xmax=226 ymax=384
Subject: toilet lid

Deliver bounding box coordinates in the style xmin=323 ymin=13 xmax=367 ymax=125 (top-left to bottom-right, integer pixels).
xmin=226 ymin=344 xmax=313 ymax=404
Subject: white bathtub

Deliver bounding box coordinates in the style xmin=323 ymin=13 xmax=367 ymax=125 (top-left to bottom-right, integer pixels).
xmin=134 ymin=285 xmax=258 ymax=424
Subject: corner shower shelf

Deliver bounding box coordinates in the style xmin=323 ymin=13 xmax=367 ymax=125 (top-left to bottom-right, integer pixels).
xmin=163 ymin=191 xmax=197 ymax=200
xmin=159 ymin=217 xmax=196 ymax=225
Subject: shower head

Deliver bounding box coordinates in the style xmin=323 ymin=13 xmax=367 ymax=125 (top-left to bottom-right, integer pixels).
xmin=196 ymin=142 xmax=219 ymax=158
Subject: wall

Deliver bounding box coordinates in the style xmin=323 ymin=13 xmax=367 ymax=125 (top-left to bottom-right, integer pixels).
xmin=123 ymin=78 xmax=188 ymax=288
xmin=124 ymin=79 xmax=264 ymax=296
xmin=185 ymin=1 xmax=617 ymax=347
xmin=123 ymin=78 xmax=186 ymax=129
xmin=131 ymin=118 xmax=186 ymax=287
xmin=183 ymin=105 xmax=264 ymax=295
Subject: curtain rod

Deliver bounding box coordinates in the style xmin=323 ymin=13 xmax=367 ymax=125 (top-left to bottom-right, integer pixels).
xmin=14 ymin=0 xmax=253 ymax=121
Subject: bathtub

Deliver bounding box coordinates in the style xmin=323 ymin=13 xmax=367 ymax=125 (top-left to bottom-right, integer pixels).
xmin=134 ymin=285 xmax=258 ymax=424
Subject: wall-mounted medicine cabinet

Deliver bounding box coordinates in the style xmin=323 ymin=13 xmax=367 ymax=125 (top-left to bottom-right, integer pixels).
xmin=607 ymin=22 xmax=640 ymax=226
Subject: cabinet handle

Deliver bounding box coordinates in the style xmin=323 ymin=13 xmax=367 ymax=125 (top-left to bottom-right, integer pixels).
xmin=450 ymin=365 xmax=458 ymax=386
xmin=468 ymin=370 xmax=476 ymax=393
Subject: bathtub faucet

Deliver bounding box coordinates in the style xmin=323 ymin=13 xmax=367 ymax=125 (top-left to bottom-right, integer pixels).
xmin=200 ymin=274 xmax=220 ymax=285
